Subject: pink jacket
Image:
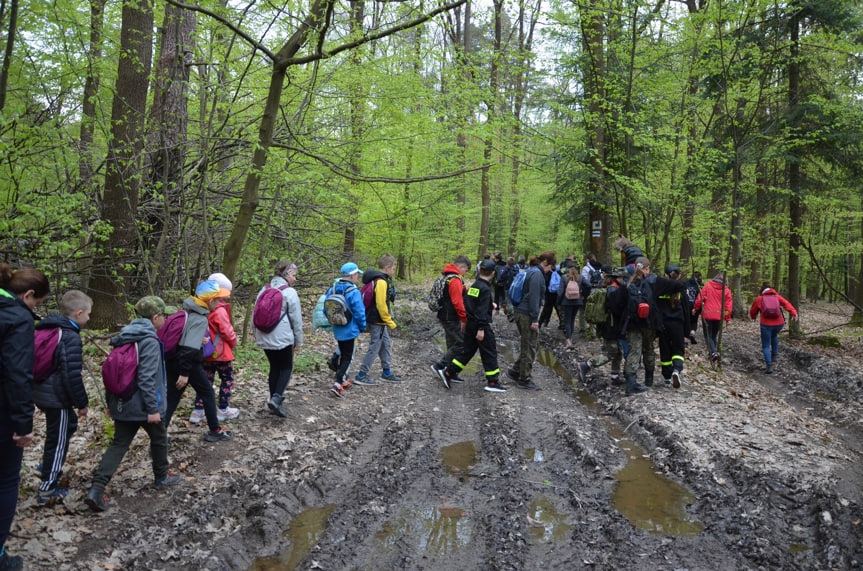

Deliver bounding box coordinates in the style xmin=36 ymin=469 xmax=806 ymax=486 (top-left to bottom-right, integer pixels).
xmin=205 ymin=303 xmax=237 ymax=362
xmin=749 ymin=289 xmax=797 ymax=326
xmin=694 ymin=279 xmax=732 ymax=322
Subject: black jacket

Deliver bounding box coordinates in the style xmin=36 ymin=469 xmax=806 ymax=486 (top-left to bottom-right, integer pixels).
xmin=622 ymin=274 xmax=686 ymax=333
xmin=0 ymin=288 xmax=38 ymax=435
xmin=602 ymin=283 xmax=628 ymax=340
xmin=33 ymin=313 xmax=88 ymax=410
xmin=656 ymin=287 xmax=692 ymax=332
xmin=465 ymin=277 xmax=494 ymax=328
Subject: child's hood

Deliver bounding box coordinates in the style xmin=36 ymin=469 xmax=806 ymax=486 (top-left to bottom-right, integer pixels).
xmin=35 ymin=312 xmax=77 ymax=331
xmin=111 ymin=318 xmax=157 ymax=347
xmin=362 ymin=269 xmax=387 ymax=285
xmin=183 ymin=296 xmax=210 ymax=316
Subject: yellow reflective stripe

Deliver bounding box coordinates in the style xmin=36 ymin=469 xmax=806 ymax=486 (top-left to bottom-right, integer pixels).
xmin=467 ymin=287 xmax=480 ymax=298
xmin=452 ymin=359 xmax=466 ymax=369
xmin=660 ymin=360 xmax=673 ymax=366
xmin=672 ymin=355 xmax=684 ymax=362
xmin=485 ymin=369 xmax=500 ymax=376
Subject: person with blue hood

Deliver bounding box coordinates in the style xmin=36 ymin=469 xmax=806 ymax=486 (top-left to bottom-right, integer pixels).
xmin=328 ymin=263 xmax=367 ymax=398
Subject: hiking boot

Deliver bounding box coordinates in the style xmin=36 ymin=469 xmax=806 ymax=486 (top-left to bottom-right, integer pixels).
xmin=484 ymin=380 xmax=507 ymax=393
xmin=625 ymin=373 xmax=648 ymax=396
xmin=217 ymin=407 xmax=239 ymax=421
xmin=435 ymin=366 xmax=451 ymax=390
xmin=0 ymin=547 xmax=23 ymax=570
xmin=326 ymin=353 xmax=339 ymax=372
xmin=85 ymin=487 xmax=108 ymax=512
xmin=330 ymin=383 xmax=344 ymax=398
xmin=38 ymin=486 xmax=68 ymax=505
xmin=354 ymin=373 xmax=377 ymax=386
xmin=643 ymin=370 xmax=654 ymax=387
xmin=672 ymin=371 xmax=681 ymax=389
xmin=381 ymin=372 xmax=403 ymax=383
xmin=188 ymin=409 xmax=205 ymax=424
xmin=204 ymin=426 xmax=233 ymax=442
xmin=516 ymin=380 xmax=541 ymax=391
xmin=576 ymin=361 xmax=591 ymax=383
xmin=765 ymin=364 xmax=774 ymax=374
xmin=506 ymin=368 xmax=520 ymax=382
xmin=267 ymin=394 xmax=287 ymax=418
xmin=154 ymin=471 xmax=183 ymax=489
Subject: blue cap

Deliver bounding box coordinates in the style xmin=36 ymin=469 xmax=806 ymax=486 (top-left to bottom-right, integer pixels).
xmin=340 ymin=262 xmax=363 ymax=277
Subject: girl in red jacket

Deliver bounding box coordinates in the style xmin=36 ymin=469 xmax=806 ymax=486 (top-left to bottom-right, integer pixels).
xmin=749 ymin=283 xmax=798 ymax=374
xmin=693 ymin=274 xmax=733 ymax=362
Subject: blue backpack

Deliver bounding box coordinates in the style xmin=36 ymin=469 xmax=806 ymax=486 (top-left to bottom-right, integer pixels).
xmin=548 ymin=270 xmax=561 ymax=294
xmin=508 ymin=268 xmax=539 ymax=305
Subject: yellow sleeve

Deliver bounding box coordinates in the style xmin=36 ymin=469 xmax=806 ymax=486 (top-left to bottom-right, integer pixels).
xmin=376 ymin=278 xmax=397 ymax=329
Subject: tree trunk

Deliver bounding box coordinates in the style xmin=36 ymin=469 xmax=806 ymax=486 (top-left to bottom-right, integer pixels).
xmin=787 ymin=15 xmax=803 ymax=338
xmin=78 ymin=0 xmax=106 ymax=183
xmin=583 ymin=0 xmax=609 ymax=261
xmin=88 ymin=0 xmax=155 ymax=328
xmin=342 ymin=0 xmax=365 ymax=259
xmin=0 ymin=0 xmax=18 ymax=111
xmin=477 ymin=0 xmax=502 ymax=261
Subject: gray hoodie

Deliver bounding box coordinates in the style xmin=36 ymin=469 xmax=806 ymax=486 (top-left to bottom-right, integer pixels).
xmin=107 ymin=318 xmax=166 ymax=422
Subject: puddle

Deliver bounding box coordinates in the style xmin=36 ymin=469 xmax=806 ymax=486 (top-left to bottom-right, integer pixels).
xmin=525 ymin=448 xmax=544 ymax=462
xmin=248 ymin=505 xmax=337 ymax=571
xmin=374 ymin=505 xmax=472 ymax=556
xmin=439 ymin=441 xmax=477 ymax=479
xmin=527 ymin=496 xmax=573 ymax=543
xmin=536 ymin=347 xmax=704 ymax=536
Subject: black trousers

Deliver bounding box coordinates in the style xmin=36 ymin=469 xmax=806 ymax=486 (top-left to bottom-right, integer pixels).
xmin=165 ymin=360 xmax=220 ymax=432
xmin=658 ymin=320 xmax=686 ymax=379
xmin=445 ymin=323 xmax=500 ymax=382
xmin=39 ymin=407 xmax=77 ymax=491
xmin=336 ymin=338 xmax=356 ymax=384
xmin=436 ymin=319 xmax=465 ymax=370
xmin=92 ymin=420 xmax=169 ymax=489
xmin=265 ymin=346 xmax=294 ymax=397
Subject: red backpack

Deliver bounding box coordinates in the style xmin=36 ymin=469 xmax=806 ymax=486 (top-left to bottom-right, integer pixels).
xmin=102 ymin=341 xmax=143 ymax=400
xmin=33 ymin=328 xmax=62 ymax=382
xmin=253 ymin=285 xmax=289 ymax=333
xmin=157 ymin=310 xmax=187 ymax=359
xmin=761 ymin=294 xmax=782 ymax=319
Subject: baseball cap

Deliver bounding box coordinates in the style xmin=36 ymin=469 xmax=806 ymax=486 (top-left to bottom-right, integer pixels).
xmin=135 ymin=296 xmax=166 ymax=319
xmin=479 ymin=259 xmax=497 ymax=273
xmin=340 ymin=262 xmax=363 ymax=277
xmin=665 ymin=264 xmax=681 ymax=276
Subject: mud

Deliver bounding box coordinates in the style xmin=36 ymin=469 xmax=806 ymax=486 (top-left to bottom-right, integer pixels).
xmin=10 ymin=290 xmax=863 ymax=569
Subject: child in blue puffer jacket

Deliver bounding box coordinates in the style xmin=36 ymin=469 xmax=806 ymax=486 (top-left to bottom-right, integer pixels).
xmin=328 ymin=263 xmax=367 ymax=398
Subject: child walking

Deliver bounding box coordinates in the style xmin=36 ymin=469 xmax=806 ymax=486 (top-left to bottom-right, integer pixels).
xmin=32 ymin=290 xmax=92 ymax=504
xmin=85 ymin=296 xmax=183 ymax=512
xmin=355 ymin=254 xmax=402 ymax=385
xmin=329 ymin=263 xmax=366 ymax=398
xmin=434 ymin=259 xmax=506 ymax=392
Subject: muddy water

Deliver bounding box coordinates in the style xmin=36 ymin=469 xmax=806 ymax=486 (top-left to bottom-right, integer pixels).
xmin=535 ymin=347 xmax=704 ymax=536
xmin=527 ymin=496 xmax=573 ymax=543
xmin=373 ymin=505 xmax=473 ymax=556
xmin=439 ymin=441 xmax=478 ymax=480
xmin=248 ymin=505 xmax=337 ymax=570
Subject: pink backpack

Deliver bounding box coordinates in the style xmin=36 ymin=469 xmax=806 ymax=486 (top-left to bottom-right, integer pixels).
xmin=253 ymin=285 xmax=289 ymax=333
xmin=361 ymin=278 xmax=378 ymax=310
xmin=761 ymin=294 xmax=782 ymax=319
xmin=102 ymin=342 xmax=141 ymax=400
xmin=157 ymin=310 xmax=187 ymax=359
xmin=33 ymin=328 xmax=62 ymax=382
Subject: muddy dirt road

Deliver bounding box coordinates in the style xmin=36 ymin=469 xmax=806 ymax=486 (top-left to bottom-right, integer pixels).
xmin=11 ymin=289 xmax=863 ymax=570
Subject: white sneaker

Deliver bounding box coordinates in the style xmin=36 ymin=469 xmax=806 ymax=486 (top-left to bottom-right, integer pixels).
xmin=188 ymin=409 xmax=205 ymax=424
xmin=218 ymin=407 xmax=240 ymax=421
xmin=672 ymin=371 xmax=681 ymax=389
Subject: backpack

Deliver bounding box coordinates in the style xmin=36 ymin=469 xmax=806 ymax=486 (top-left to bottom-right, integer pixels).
xmin=588 ymin=267 xmax=603 ymax=288
xmin=313 ymin=294 xmax=333 ymax=331
xmin=761 ymin=294 xmax=782 ymax=319
xmin=428 ymin=273 xmax=461 ymax=312
xmin=548 ymin=270 xmax=561 ymax=294
xmin=253 ymin=284 xmax=290 ymax=333
xmin=495 ymin=264 xmax=511 ymax=285
xmin=685 ymin=281 xmax=700 ymax=305
xmin=361 ymin=278 xmax=379 ymax=310
xmin=564 ymin=278 xmax=581 ymax=301
xmin=508 ymin=268 xmax=537 ymax=305
xmin=157 ymin=310 xmax=187 ymax=359
xmin=33 ymin=328 xmax=62 ymax=382
xmin=627 ymin=279 xmax=653 ymax=322
xmin=203 ymin=328 xmax=220 ymax=359
xmin=585 ymin=287 xmax=608 ymax=325
xmin=102 ymin=341 xmax=143 ymax=401
xmin=324 ymin=284 xmax=356 ymax=326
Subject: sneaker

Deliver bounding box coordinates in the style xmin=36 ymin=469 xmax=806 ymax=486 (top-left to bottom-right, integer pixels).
xmin=516 ymin=380 xmax=541 ymax=391
xmin=484 ymin=381 xmax=507 ymax=393
xmin=435 ymin=366 xmax=451 ymax=390
xmin=672 ymin=371 xmax=681 ymax=388
xmin=506 ymin=368 xmax=520 ymax=382
xmin=188 ymin=409 xmax=205 ymax=424
xmin=154 ymin=471 xmax=183 ymax=489
xmin=0 ymin=548 xmax=23 ymax=570
xmin=217 ymin=407 xmax=240 ymax=421
xmin=449 ymin=375 xmax=464 ymax=383
xmin=38 ymin=486 xmax=68 ymax=505
xmin=326 ymin=353 xmax=339 ymax=372
xmin=354 ymin=373 xmax=377 ymax=386
xmin=381 ymin=372 xmax=403 ymax=383
xmin=576 ymin=361 xmax=591 ymax=383
xmin=664 ymin=378 xmax=673 ymax=387
xmin=341 ymin=378 xmax=352 ymax=390
xmin=204 ymin=426 xmax=233 ymax=442
xmin=330 ymin=383 xmax=344 ymax=398
xmin=710 ymin=352 xmax=719 ymax=363
xmin=84 ymin=487 xmax=109 ymax=512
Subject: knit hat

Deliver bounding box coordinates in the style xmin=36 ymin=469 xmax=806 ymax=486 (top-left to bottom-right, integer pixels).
xmin=195 ymin=280 xmax=221 ymax=301
xmin=208 ymin=272 xmax=232 ymax=298
xmin=134 ymin=296 xmax=166 ymax=319
xmin=340 ymin=262 xmax=363 ymax=277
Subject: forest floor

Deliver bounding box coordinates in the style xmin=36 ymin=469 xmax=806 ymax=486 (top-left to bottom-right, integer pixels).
xmin=8 ymin=286 xmax=863 ymax=570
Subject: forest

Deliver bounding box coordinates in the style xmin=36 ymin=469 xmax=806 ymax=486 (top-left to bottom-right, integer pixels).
xmin=0 ymin=0 xmax=862 ymax=327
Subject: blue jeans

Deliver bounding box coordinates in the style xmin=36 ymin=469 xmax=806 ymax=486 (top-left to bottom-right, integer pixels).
xmin=760 ymin=323 xmax=784 ymax=365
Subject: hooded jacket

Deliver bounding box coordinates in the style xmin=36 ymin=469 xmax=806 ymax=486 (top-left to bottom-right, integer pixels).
xmin=170 ymin=297 xmax=211 ymax=377
xmin=515 ymin=266 xmax=546 ymax=322
xmin=436 ymin=263 xmax=467 ymax=324
xmin=205 ymin=302 xmax=237 ymax=362
xmin=32 ymin=313 xmax=88 ymax=410
xmin=255 ymin=276 xmax=304 ymax=350
xmin=106 ymin=318 xmax=166 ymax=422
xmin=362 ymin=270 xmax=396 ymax=329
xmin=694 ymin=279 xmax=733 ymax=322
xmin=0 ymin=289 xmax=37 ymax=436
xmin=328 ymin=278 xmax=367 ymax=341
xmin=623 ymin=273 xmax=687 ymax=333
xmin=749 ymin=288 xmax=797 ymax=327
xmin=621 ymin=245 xmax=644 ymax=266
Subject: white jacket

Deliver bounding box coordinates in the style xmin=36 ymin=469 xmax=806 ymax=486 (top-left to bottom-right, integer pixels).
xmin=254 ymin=277 xmax=304 ymax=350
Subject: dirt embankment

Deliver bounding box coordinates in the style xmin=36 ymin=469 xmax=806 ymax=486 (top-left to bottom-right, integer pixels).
xmin=9 ymin=289 xmax=863 ymax=570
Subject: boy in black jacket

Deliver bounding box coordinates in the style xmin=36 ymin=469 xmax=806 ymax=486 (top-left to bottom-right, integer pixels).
xmin=434 ymin=259 xmax=505 ymax=392
xmin=32 ymin=290 xmax=92 ymax=504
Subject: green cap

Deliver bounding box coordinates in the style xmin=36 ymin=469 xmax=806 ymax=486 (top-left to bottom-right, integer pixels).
xmin=134 ymin=296 xmax=166 ymax=319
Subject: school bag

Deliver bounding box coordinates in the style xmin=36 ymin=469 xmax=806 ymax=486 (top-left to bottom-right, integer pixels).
xmin=324 ymin=284 xmax=356 ymax=326
xmin=33 ymin=328 xmax=62 ymax=382
xmin=427 ymin=273 xmax=461 ymax=312
xmin=585 ymin=287 xmax=608 ymax=325
xmin=588 ymin=267 xmax=603 ymax=288
xmin=627 ymin=279 xmax=653 ymax=321
xmin=361 ymin=278 xmax=379 ymax=310
xmin=102 ymin=341 xmax=145 ymax=400
xmin=157 ymin=310 xmax=187 ymax=359
xmin=761 ymin=294 xmax=782 ymax=319
xmin=564 ymin=278 xmax=581 ymax=301
xmin=253 ymin=284 xmax=290 ymax=333
xmin=548 ymin=270 xmax=561 ymax=294
xmin=508 ymin=268 xmax=537 ymax=305
xmin=313 ymin=294 xmax=333 ymax=331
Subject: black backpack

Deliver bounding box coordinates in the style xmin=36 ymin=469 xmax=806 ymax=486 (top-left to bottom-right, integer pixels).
xmin=627 ymin=278 xmax=654 ymax=324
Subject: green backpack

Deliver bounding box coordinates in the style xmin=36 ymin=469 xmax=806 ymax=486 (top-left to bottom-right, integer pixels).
xmin=585 ymin=287 xmax=608 ymax=325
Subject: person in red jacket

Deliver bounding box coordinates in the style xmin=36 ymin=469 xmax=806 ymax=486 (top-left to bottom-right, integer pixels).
xmin=431 ymin=255 xmax=471 ymax=381
xmin=749 ymin=283 xmax=798 ymax=374
xmin=693 ymin=274 xmax=733 ymax=362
